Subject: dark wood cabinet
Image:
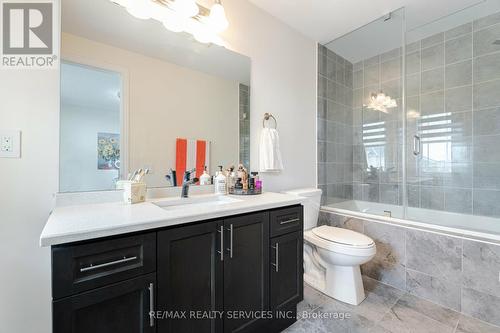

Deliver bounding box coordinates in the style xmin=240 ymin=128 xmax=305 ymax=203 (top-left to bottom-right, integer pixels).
xmin=157 ymin=220 xmax=223 ymax=333
xmin=52 ymin=233 xmax=156 ymax=299
xmin=223 ymin=212 xmax=269 ymax=333
xmin=53 ymin=274 xmax=156 ymax=333
xmin=270 ymin=231 xmax=303 ymax=312
xmin=51 ymin=205 xmax=303 ymax=333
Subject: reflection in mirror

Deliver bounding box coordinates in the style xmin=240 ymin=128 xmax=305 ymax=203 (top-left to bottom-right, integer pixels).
xmin=59 ymin=0 xmax=251 ymax=193
xmin=60 ymin=62 xmax=123 ymax=192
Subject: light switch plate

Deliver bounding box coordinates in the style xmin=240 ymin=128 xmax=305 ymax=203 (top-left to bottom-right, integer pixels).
xmin=0 ymin=129 xmax=21 ymax=158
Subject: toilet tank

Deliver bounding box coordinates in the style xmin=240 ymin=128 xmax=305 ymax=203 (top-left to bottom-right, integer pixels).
xmin=282 ymin=188 xmax=322 ymax=230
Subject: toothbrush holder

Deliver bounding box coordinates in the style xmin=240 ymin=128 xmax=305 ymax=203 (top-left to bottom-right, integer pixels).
xmin=123 ymin=181 xmax=147 ymax=204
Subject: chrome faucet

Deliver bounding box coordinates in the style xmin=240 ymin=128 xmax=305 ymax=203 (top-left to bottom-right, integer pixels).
xmin=181 ymin=168 xmax=199 ymax=198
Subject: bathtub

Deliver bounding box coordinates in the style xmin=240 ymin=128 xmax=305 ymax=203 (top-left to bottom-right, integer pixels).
xmin=322 ymin=200 xmax=500 ymax=244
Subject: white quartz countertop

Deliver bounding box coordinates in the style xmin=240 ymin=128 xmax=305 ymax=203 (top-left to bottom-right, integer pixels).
xmin=40 ymin=192 xmax=304 ymax=247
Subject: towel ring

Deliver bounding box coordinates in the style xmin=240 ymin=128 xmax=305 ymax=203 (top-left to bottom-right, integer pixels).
xmin=262 ymin=113 xmax=277 ymax=129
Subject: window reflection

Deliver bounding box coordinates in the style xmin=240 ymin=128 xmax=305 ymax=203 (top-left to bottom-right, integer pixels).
xmin=363 ymin=121 xmax=386 ymax=169
xmin=419 ymin=112 xmax=454 ymax=173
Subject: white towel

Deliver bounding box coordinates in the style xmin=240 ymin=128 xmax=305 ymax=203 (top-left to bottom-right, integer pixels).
xmin=259 ymin=128 xmax=284 ymax=172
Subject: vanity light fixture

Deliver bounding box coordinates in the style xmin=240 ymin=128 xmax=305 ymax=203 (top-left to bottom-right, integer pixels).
xmin=366 ymin=92 xmax=397 ymax=113
xmin=110 ymin=0 xmax=229 ymax=45
xmin=126 ymin=0 xmax=153 ymax=19
xmin=207 ymin=0 xmax=229 ymax=32
xmin=171 ymin=0 xmax=199 ymax=18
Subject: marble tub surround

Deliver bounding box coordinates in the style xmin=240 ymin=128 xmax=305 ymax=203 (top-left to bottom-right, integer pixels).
xmin=39 ymin=192 xmax=304 ymax=246
xmin=318 ymin=210 xmax=500 ymax=326
xmin=286 ymin=277 xmax=500 ymax=333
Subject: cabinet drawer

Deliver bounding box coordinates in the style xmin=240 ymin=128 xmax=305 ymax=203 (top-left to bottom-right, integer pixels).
xmin=52 ymin=232 xmax=156 ymax=299
xmin=53 ymin=273 xmax=156 ymax=333
xmin=270 ymin=206 xmax=303 ymax=237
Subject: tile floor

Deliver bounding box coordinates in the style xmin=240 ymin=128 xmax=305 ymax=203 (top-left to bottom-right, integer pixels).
xmin=285 ymin=276 xmax=500 ymax=333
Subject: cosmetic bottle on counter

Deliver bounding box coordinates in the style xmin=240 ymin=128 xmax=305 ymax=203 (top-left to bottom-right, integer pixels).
xmin=200 ymin=166 xmax=211 ymax=185
xmin=214 ymin=166 xmax=227 ymax=195
xmin=234 ymin=178 xmax=243 ymax=190
xmin=237 ymin=164 xmax=249 ymax=190
xmin=227 ymin=166 xmax=236 ymax=192
xmin=253 ymin=172 xmax=262 ymax=190
xmin=249 ymin=173 xmax=256 ymax=190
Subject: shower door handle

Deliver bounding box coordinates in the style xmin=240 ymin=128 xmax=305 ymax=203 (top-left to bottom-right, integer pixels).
xmin=413 ymin=135 xmax=421 ymax=156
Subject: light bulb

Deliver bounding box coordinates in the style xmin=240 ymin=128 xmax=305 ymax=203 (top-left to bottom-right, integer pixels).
xmin=162 ymin=11 xmax=187 ymax=32
xmin=172 ymin=0 xmax=199 ymax=18
xmin=186 ymin=20 xmax=213 ymax=44
xmin=126 ymin=0 xmax=152 ymax=19
xmin=208 ymin=2 xmax=229 ymax=32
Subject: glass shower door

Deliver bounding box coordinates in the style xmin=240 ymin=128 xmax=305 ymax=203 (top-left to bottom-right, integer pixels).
xmin=405 ymin=0 xmax=500 ymax=223
xmin=320 ymin=8 xmax=405 ymax=218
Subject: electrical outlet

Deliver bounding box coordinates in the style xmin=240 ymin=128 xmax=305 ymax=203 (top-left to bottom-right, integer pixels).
xmin=0 ymin=130 xmax=21 ymax=158
xmin=1 ymin=136 xmax=13 ymax=152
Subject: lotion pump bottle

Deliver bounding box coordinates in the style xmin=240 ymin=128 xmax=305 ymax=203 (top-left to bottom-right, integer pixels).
xmin=200 ymin=166 xmax=211 ymax=185
xmin=214 ymin=166 xmax=227 ymax=195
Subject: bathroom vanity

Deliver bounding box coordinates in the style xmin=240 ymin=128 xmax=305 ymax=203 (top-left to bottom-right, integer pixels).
xmin=46 ymin=1 xmax=305 ymax=330
xmin=42 ymin=193 xmax=304 ymax=333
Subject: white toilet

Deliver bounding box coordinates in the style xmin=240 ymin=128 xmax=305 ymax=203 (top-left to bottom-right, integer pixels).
xmin=283 ymin=188 xmax=376 ymax=306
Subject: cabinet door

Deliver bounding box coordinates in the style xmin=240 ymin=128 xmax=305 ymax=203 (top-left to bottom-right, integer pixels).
xmin=270 ymin=231 xmax=303 ymax=311
xmin=53 ymin=274 xmax=156 ymax=333
xmin=223 ymin=212 xmax=270 ymax=333
xmin=157 ymin=221 xmax=223 ymax=333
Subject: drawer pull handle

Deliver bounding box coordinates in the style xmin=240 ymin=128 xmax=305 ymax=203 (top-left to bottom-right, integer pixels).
xmin=149 ymin=283 xmax=155 ymax=327
xmin=217 ymin=225 xmax=224 ymax=261
xmin=271 ymin=243 xmax=279 ymax=272
xmin=80 ymin=256 xmax=138 ymax=272
xmin=280 ymin=218 xmax=299 ymax=225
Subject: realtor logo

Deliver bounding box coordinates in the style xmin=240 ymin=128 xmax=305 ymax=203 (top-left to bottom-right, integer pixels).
xmin=1 ymin=1 xmax=56 ymax=68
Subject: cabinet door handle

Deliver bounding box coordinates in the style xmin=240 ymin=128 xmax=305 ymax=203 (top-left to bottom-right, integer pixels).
xmin=148 ymin=283 xmax=154 ymax=327
xmin=271 ymin=243 xmax=279 ymax=272
xmin=226 ymin=224 xmax=233 ymax=258
xmin=280 ymin=218 xmax=299 ymax=225
xmin=80 ymin=256 xmax=138 ymax=272
xmin=217 ymin=225 xmax=224 ymax=261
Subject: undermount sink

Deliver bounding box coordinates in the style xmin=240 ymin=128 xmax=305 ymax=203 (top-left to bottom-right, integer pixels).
xmin=153 ymin=195 xmax=242 ymax=211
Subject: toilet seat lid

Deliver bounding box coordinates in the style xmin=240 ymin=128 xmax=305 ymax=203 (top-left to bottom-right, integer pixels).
xmin=312 ymin=226 xmax=374 ymax=247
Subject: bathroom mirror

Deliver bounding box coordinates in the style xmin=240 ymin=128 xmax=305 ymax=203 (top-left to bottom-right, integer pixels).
xmin=59 ymin=0 xmax=251 ymax=193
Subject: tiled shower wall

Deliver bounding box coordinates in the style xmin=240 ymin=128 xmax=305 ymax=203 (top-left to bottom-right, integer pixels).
xmin=317 ymin=11 xmax=500 ymax=218
xmin=352 ymin=49 xmax=403 ymax=205
xmin=317 ymin=43 xmax=404 ymax=206
xmin=239 ymin=84 xmax=250 ymax=169
xmin=319 ymin=210 xmax=500 ymax=327
xmin=317 ymin=46 xmax=354 ymax=205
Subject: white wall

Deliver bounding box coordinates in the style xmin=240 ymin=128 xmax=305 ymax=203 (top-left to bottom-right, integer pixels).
xmin=222 ymin=0 xmax=317 ymax=192
xmin=0 ymin=1 xmax=60 ymax=331
xmin=63 ymin=33 xmax=240 ymax=187
xmin=0 ymin=0 xmax=317 ymax=332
